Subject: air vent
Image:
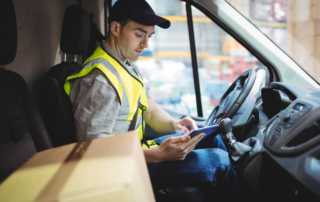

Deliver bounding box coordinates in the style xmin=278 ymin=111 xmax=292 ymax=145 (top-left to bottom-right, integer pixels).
xmin=286 ymin=121 xmax=320 ymax=147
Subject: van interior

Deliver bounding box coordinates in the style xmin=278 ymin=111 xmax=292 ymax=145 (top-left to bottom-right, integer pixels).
xmin=0 ymin=0 xmax=320 ymax=201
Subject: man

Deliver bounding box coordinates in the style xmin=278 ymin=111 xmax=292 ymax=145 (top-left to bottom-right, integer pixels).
xmin=65 ymin=0 xmax=238 ymax=198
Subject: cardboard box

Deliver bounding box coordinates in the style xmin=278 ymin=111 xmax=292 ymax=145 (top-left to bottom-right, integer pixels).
xmin=0 ymin=131 xmax=155 ymax=202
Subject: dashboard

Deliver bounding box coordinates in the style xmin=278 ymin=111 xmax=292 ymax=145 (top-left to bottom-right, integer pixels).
xmin=252 ymin=82 xmax=320 ymax=200
xmin=145 ymin=81 xmax=320 ymax=200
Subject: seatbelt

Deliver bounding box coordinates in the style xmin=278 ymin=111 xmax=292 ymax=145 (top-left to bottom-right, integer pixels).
xmin=128 ymin=97 xmax=140 ymax=131
xmin=128 ymin=96 xmax=150 ymax=148
xmin=140 ymin=108 xmax=150 ymax=148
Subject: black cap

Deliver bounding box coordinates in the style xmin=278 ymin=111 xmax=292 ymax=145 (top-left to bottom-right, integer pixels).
xmin=109 ymin=0 xmax=171 ymax=29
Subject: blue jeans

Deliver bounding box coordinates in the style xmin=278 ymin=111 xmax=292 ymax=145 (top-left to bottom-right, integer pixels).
xmin=147 ymin=133 xmax=240 ymax=199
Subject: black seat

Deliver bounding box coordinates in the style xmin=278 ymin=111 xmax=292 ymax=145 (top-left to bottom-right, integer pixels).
xmin=42 ymin=5 xmax=90 ymax=147
xmin=0 ymin=0 xmax=52 ymax=183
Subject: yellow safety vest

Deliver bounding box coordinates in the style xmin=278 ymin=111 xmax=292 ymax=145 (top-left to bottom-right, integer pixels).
xmin=64 ymin=46 xmax=157 ymax=148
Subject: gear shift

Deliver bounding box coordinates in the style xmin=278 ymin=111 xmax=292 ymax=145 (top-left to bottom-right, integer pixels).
xmin=219 ymin=118 xmax=237 ymax=147
xmin=219 ymin=118 xmax=262 ymax=171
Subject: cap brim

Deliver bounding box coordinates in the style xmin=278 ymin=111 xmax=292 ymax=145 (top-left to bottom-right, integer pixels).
xmin=131 ymin=15 xmax=171 ymax=29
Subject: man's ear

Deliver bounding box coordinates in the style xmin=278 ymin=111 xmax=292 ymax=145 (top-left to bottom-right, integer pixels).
xmin=110 ymin=21 xmax=120 ymax=37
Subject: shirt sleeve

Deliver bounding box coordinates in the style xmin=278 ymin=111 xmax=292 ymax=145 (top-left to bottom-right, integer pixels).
xmin=70 ymin=69 xmax=120 ymax=141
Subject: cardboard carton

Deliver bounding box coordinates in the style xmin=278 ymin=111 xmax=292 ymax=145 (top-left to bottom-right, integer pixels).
xmin=0 ymin=131 xmax=155 ymax=202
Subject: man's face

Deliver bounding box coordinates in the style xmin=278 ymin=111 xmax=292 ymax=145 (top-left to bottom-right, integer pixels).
xmin=116 ymin=21 xmax=155 ymax=61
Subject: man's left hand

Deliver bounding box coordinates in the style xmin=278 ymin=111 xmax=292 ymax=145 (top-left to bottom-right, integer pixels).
xmin=175 ymin=116 xmax=198 ymax=135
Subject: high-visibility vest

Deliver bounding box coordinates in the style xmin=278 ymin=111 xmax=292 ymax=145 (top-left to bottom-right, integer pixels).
xmin=64 ymin=46 xmax=154 ymax=148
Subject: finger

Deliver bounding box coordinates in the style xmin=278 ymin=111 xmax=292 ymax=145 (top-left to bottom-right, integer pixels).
xmin=184 ymin=133 xmax=205 ymax=152
xmin=186 ymin=117 xmax=198 ymax=129
xmin=181 ymin=117 xmax=198 ymax=132
xmin=170 ymin=135 xmax=191 ymax=144
xmin=190 ymin=120 xmax=198 ymax=131
xmin=176 ymin=124 xmax=190 ymax=135
xmin=182 ymin=136 xmax=204 ymax=155
xmin=188 ymin=124 xmax=198 ymax=132
xmin=188 ymin=118 xmax=198 ymax=131
xmin=181 ymin=126 xmax=190 ymax=135
xmin=185 ymin=144 xmax=197 ymax=154
xmin=190 ymin=132 xmax=205 ymax=142
xmin=182 ymin=133 xmax=205 ymax=147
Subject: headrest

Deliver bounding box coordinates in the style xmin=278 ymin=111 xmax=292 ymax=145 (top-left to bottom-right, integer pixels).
xmin=60 ymin=5 xmax=90 ymax=55
xmin=0 ymin=0 xmax=17 ymax=66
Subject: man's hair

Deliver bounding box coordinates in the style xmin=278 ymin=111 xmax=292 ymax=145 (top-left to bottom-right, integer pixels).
xmin=107 ymin=19 xmax=131 ymax=37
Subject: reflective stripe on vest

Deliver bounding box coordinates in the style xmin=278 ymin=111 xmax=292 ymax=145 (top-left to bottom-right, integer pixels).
xmin=64 ymin=46 xmax=148 ymax=141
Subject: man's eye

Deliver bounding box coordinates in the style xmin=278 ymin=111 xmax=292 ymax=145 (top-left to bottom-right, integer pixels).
xmin=136 ymin=34 xmax=142 ymax=38
xmin=148 ymin=35 xmax=152 ymax=38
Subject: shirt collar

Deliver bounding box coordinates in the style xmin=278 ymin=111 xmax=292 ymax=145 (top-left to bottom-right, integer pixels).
xmin=101 ymin=41 xmax=139 ymax=78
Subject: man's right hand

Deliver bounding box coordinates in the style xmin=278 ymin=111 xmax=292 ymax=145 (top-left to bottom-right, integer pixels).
xmin=156 ymin=133 xmax=205 ymax=161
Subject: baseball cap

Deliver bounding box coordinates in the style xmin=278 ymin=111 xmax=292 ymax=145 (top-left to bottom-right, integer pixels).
xmin=108 ymin=0 xmax=171 ymax=29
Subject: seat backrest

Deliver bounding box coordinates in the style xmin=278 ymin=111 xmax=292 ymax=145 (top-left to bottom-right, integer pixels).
xmin=42 ymin=5 xmax=90 ymax=147
xmin=0 ymin=0 xmax=52 ymax=183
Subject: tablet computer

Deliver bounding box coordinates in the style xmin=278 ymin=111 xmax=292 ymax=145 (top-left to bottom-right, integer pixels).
xmin=188 ymin=124 xmax=219 ymax=139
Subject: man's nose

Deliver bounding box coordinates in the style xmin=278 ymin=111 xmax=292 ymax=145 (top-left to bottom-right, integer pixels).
xmin=141 ymin=36 xmax=149 ymax=48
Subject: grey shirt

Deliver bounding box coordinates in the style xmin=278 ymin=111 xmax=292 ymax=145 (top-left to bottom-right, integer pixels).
xmin=70 ymin=42 xmax=150 ymax=140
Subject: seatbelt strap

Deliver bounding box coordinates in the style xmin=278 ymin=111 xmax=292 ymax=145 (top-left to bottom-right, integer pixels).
xmin=128 ymin=96 xmax=140 ymax=131
xmin=140 ymin=107 xmax=150 ymax=148
xmin=127 ymin=96 xmax=150 ymax=148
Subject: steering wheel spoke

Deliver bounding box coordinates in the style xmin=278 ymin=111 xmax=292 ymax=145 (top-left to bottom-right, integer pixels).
xmin=205 ymin=70 xmax=256 ymax=127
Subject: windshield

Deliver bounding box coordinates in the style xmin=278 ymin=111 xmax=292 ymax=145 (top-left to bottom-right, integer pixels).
xmin=132 ymin=0 xmax=265 ymax=117
xmin=226 ymin=0 xmax=320 ymax=83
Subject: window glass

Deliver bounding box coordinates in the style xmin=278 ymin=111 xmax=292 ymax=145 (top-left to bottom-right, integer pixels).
xmin=191 ymin=5 xmax=266 ymax=117
xmin=134 ymin=0 xmax=198 ymax=116
xmin=226 ymin=0 xmax=320 ymax=84
xmin=111 ymin=0 xmax=267 ymax=117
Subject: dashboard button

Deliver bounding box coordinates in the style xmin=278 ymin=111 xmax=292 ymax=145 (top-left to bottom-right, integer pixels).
xmin=275 ymin=126 xmax=283 ymax=135
xmin=285 ymin=124 xmax=292 ymax=128
xmin=269 ymin=135 xmax=278 ymax=145
xmin=283 ymin=114 xmax=291 ymax=122
xmin=291 ymin=113 xmax=298 ymax=121
xmin=288 ymin=120 xmax=295 ymax=124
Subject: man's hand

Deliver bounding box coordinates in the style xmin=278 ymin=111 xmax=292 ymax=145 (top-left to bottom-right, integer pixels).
xmin=175 ymin=116 xmax=198 ymax=135
xmin=157 ymin=133 xmax=205 ymax=161
xmin=144 ymin=133 xmax=205 ymax=163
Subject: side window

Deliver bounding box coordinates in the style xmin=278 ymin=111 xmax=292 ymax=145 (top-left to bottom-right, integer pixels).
xmin=112 ymin=0 xmax=268 ymax=118
xmin=191 ymin=5 xmax=267 ymax=117
xmin=135 ymin=1 xmax=198 ymax=116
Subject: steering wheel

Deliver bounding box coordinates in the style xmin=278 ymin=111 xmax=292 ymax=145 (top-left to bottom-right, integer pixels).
xmin=205 ymin=69 xmax=256 ymax=126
